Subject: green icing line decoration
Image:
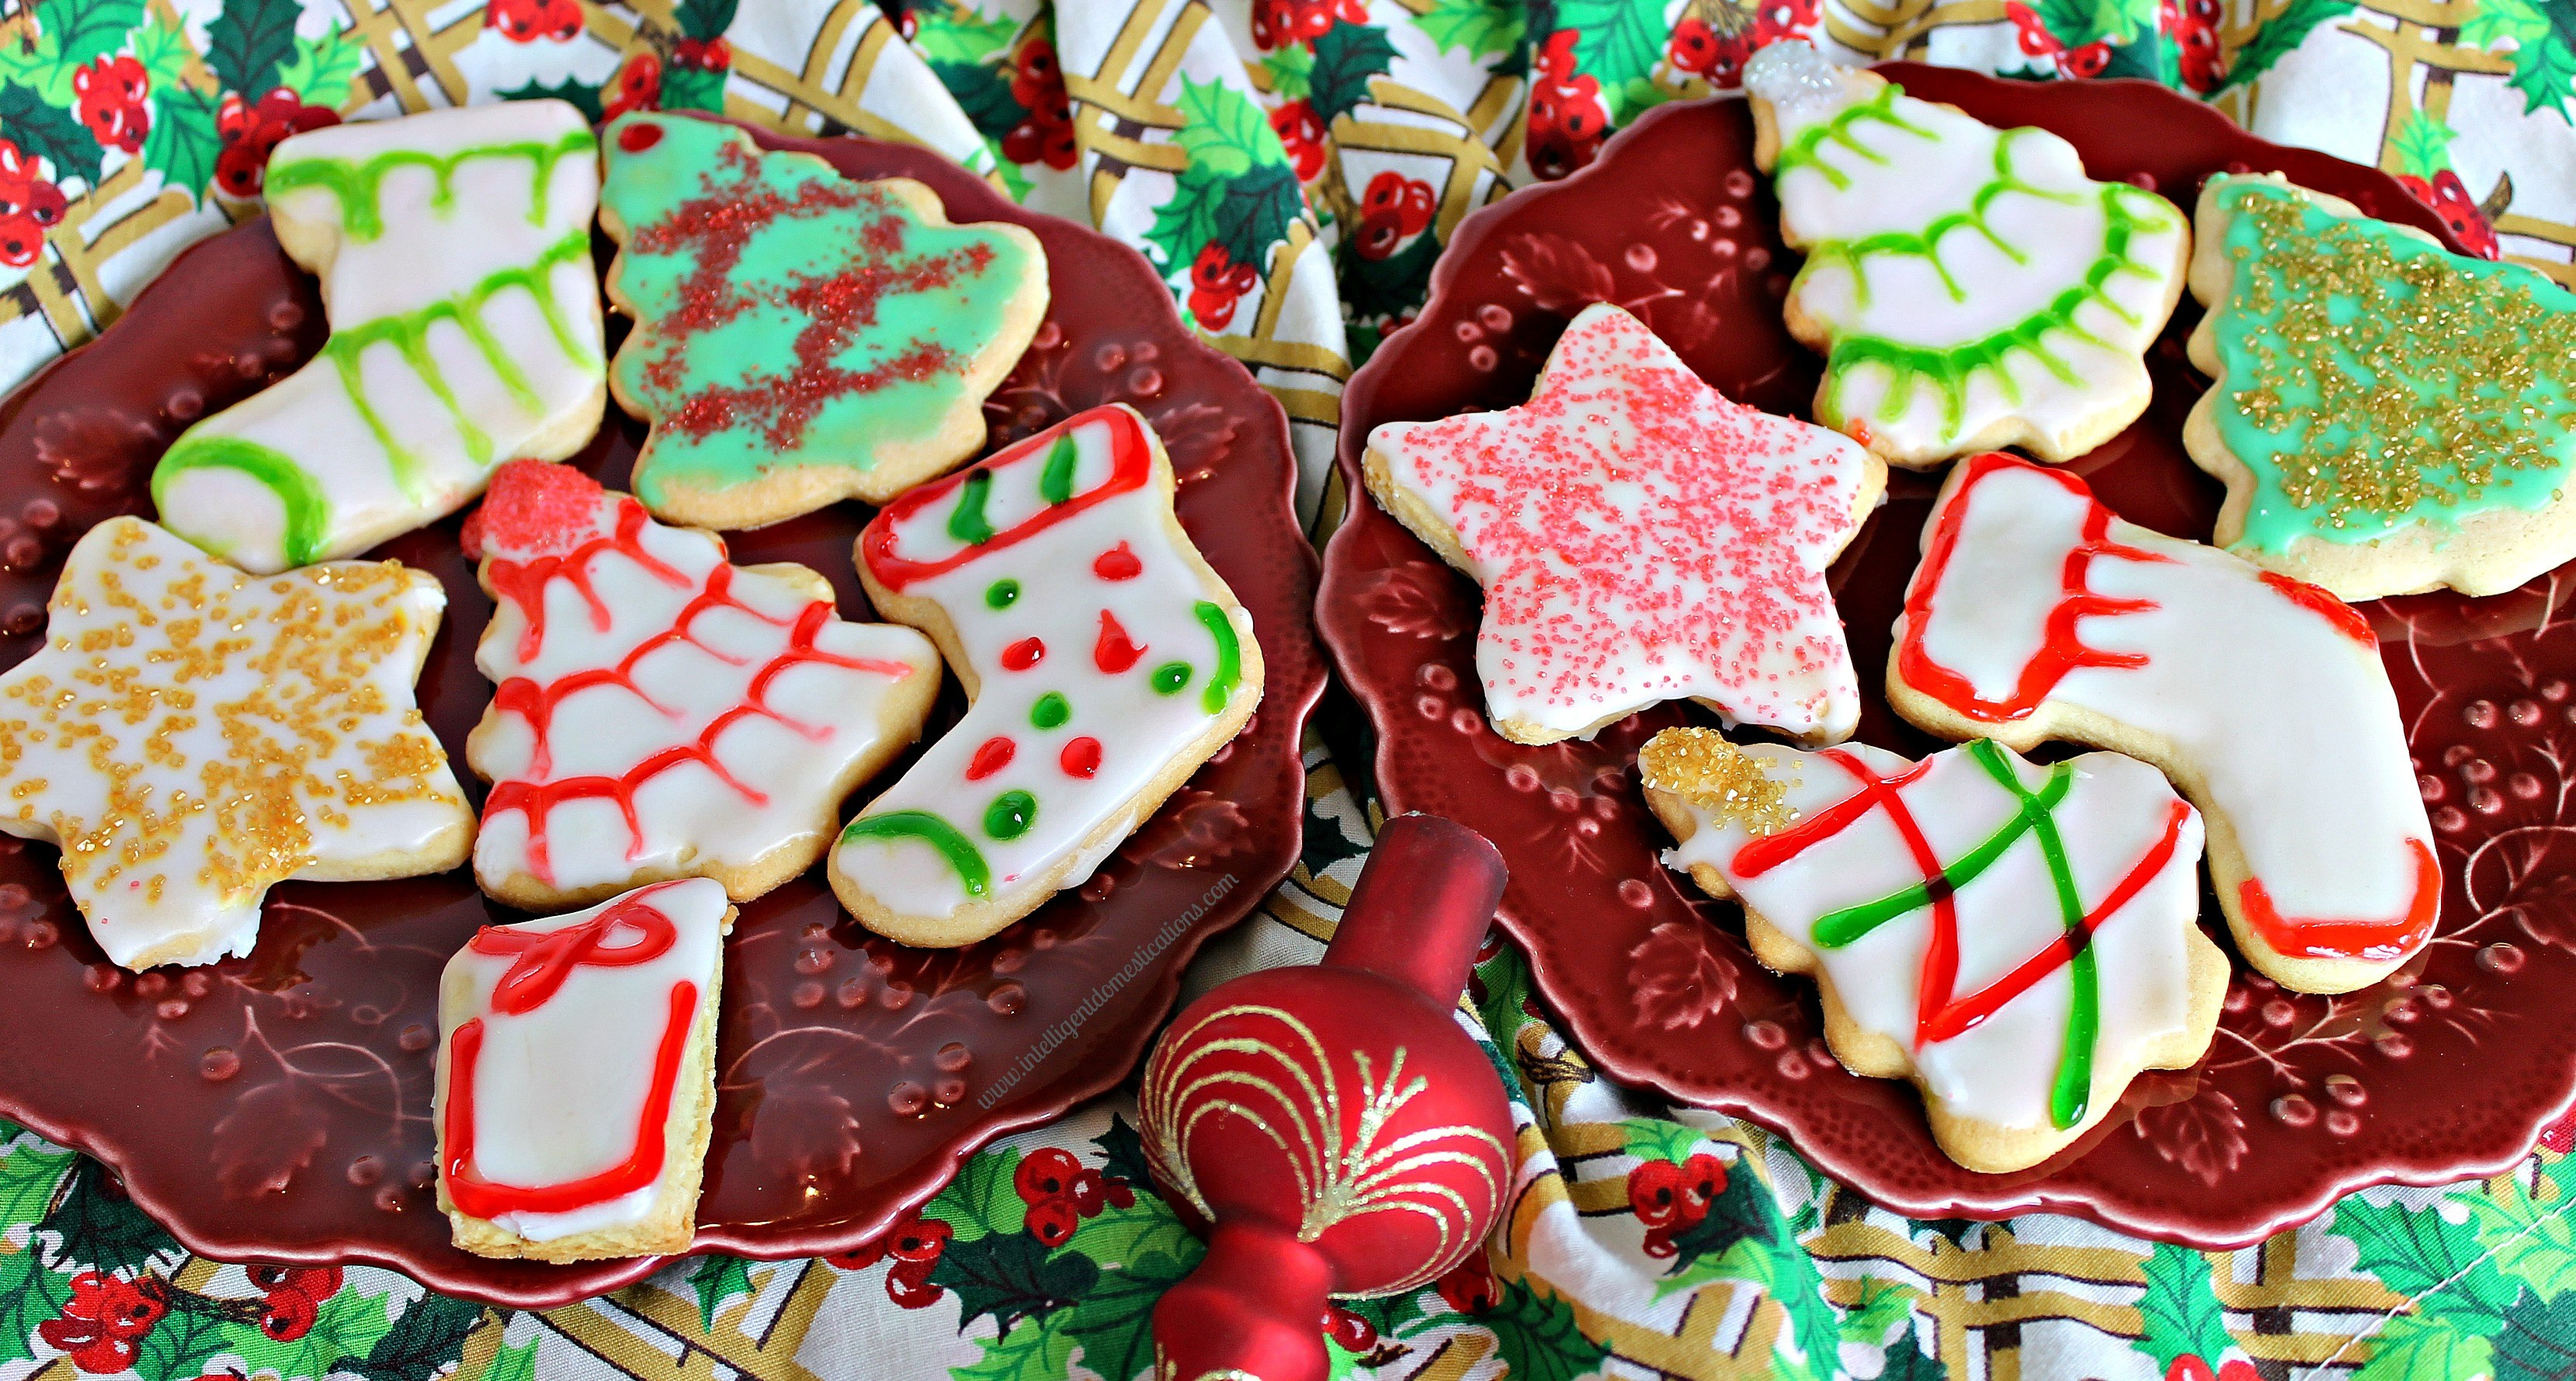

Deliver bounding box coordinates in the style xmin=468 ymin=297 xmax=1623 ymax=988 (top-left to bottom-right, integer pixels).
xmin=839 ymin=810 xmax=991 ymax=897
xmin=1769 ymin=83 xmax=1929 ymax=193
xmin=982 ymin=789 xmax=1037 ymax=841
xmin=1192 ymin=601 xmax=1241 ymax=715
xmin=150 ymin=436 xmax=333 ymax=568
xmin=986 ymin=578 xmax=1020 ymax=609
xmin=2204 ymin=177 xmax=2576 ymax=549
xmin=266 ymin=128 xmax=597 ymax=242
xmin=1039 ymin=435 xmax=1079 ymax=505
xmin=1151 ymin=662 xmax=1193 ymax=696
xmin=948 ymin=471 xmax=996 ymax=545
xmin=1029 ymin=692 xmax=1068 ymax=728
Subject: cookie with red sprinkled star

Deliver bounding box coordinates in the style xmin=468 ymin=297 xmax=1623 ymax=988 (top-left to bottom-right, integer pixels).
xmin=1640 ymin=727 xmax=2224 ymax=1174
xmin=599 ymin=112 xmax=1048 ymax=530
xmin=1361 ymin=302 xmax=1884 ymax=747
xmin=834 ymin=405 xmax=1262 ymax=948
xmin=461 ymin=460 xmax=942 ymax=912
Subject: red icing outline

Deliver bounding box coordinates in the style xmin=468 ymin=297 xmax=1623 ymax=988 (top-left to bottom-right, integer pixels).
xmin=2240 ymin=837 xmax=2442 ymax=962
xmin=860 ymin=405 xmax=1154 ymax=592
xmin=467 ymin=884 xmax=682 ymax=1015
xmin=2258 ymin=571 xmax=2377 ymax=650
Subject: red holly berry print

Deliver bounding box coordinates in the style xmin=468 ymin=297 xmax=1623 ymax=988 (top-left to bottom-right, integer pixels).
xmin=1629 ymin=1151 xmax=1729 ymax=1257
xmin=1352 ymin=169 xmax=1436 ymax=260
xmin=39 ymin=1272 xmax=168 ymax=1374
xmin=71 ymin=57 xmax=149 ymax=156
xmin=2540 ymin=1107 xmax=2576 ymax=1154
xmin=603 ymin=51 xmax=665 ymax=123
xmin=1269 ymin=99 xmax=1328 ymax=182
xmin=0 ymin=139 xmax=65 ymax=271
xmin=215 ymin=88 xmax=340 ymax=200
xmin=1526 ymin=29 xmax=1608 ymax=180
xmin=2167 ymin=1357 xmax=2260 ymax=1381
xmin=1010 ymin=1147 xmax=1134 ymax=1249
xmin=1187 ymin=243 xmax=1260 ymax=330
xmin=2002 ymin=5 xmax=2110 ymax=78
xmin=2161 ymin=0 xmax=2225 ymax=92
xmin=1250 ymin=0 xmax=1368 ymax=50
xmin=2397 ymin=170 xmax=2503 ymax=260
xmin=1000 ymin=37 xmax=1078 ymax=171
xmin=1433 ymin=1249 xmax=1500 ymax=1314
xmin=486 ymin=0 xmax=583 ymax=43
xmin=674 ymin=35 xmax=733 ymax=71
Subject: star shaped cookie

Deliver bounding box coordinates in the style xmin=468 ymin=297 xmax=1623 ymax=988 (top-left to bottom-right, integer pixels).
xmin=1363 ymin=303 xmax=1885 ymax=745
xmin=0 ymin=519 xmax=472 ymax=970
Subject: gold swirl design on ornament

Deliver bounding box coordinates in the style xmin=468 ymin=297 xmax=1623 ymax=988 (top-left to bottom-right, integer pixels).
xmin=1139 ymin=1003 xmax=1508 ymax=1293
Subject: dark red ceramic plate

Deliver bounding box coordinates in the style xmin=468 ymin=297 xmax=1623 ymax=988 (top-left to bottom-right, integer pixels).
xmin=1321 ymin=69 xmax=2576 ymax=1248
xmin=0 ymin=123 xmax=1323 ymax=1306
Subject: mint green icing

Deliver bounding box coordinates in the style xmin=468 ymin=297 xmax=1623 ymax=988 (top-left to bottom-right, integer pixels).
xmin=266 ymin=128 xmax=596 ymax=242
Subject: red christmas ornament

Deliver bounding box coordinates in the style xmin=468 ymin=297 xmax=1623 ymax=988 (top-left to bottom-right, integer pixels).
xmin=1140 ymin=814 xmax=1514 ymax=1379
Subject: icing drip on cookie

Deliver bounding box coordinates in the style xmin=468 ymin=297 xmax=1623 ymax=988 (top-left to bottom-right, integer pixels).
xmin=0 ymin=519 xmax=470 ymax=969
xmin=439 ymin=878 xmax=728 ymax=1240
xmin=467 ymin=461 xmax=937 ymax=902
xmin=2202 ymin=176 xmax=2576 ymax=546
xmin=1364 ymin=303 xmax=1876 ymax=745
xmin=1756 ymin=43 xmax=2186 ymax=467
xmin=1896 ymin=453 xmax=2440 ymax=980
xmin=153 ymin=102 xmax=605 ymax=574
xmin=1655 ymin=734 xmax=2204 ymax=1133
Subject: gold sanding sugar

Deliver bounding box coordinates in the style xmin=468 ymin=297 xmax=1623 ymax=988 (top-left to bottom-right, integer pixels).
xmin=1637 ymin=727 xmax=1797 ymax=837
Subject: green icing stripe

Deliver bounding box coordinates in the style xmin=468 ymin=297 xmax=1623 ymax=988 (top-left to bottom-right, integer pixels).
xmin=839 ymin=810 xmax=991 ymax=898
xmin=1801 ymin=130 xmax=2081 ymax=304
xmin=1810 ymin=755 xmax=2073 ymax=948
xmin=151 ymin=436 xmax=332 ymax=568
xmin=266 ymin=128 xmax=598 ymax=242
xmin=1966 ymin=740 xmax=2097 ymax=1131
xmin=949 ymin=470 xmax=996 ymax=544
xmin=1039 ymin=435 xmax=1078 ymax=505
xmin=1770 ymin=83 xmax=1929 ymax=193
xmin=1193 ymin=601 xmax=1241 ymax=716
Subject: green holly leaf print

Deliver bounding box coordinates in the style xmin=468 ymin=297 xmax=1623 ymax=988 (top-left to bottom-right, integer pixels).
xmin=2023 ymin=0 xmax=2156 ymax=50
xmin=2214 ymin=0 xmax=2353 ymax=91
xmin=1339 ymin=1286 xmax=1441 ymax=1342
xmin=1554 ymin=0 xmax=1667 ymax=95
xmin=2390 ymin=109 xmax=2459 ymax=182
xmin=2133 ymin=1241 xmax=2235 ymax=1376
xmin=0 ymin=29 xmax=76 ymax=109
xmin=688 ymin=1254 xmax=757 ymax=1332
xmin=273 ymin=24 xmax=366 ymax=109
xmin=34 ymin=0 xmax=144 ymax=70
xmin=127 ymin=14 xmax=193 ymax=89
xmin=953 ymin=1308 xmax=1078 ymax=1381
xmin=1264 ymin=45 xmax=1315 ymax=99
xmin=141 ymin=81 xmax=221 ymax=202
xmin=484 ymin=1337 xmax=541 ymax=1381
xmin=2469 ymin=1181 xmax=2576 ymax=1304
xmin=926 ymin=1147 xmax=1028 ymax=1241
xmin=1092 ymin=1113 xmax=1158 ymax=1196
xmin=1616 ymin=1116 xmax=1704 ymax=1166
xmin=1307 ymin=23 xmax=1397 ymax=123
xmin=1297 ymin=788 xmax=1369 ymax=881
xmin=1146 ymin=76 xmax=1300 ymax=275
xmin=498 ymin=75 xmax=607 ymax=123
xmin=215 ymin=1282 xmax=398 ymax=1380
xmin=1060 ymin=1195 xmax=1202 ymax=1275
xmin=130 ymin=1299 xmax=235 ymax=1381
xmin=662 ymin=63 xmax=727 ymax=113
xmin=1838 ymin=1277 xmax=1918 ymax=1349
xmin=1060 ymin=1248 xmax=1195 ymax=1381
xmin=1484 ymin=1277 xmax=1609 ymax=1381
xmin=2359 ymin=1307 xmax=2496 ymax=1381
xmin=930 ymin=1231 xmax=1100 ymax=1336
xmin=1474 ymin=945 xmax=1543 ymax=1050
xmin=909 ymin=5 xmax=1022 ymax=65
xmin=2463 ymin=0 xmax=2576 ymax=120
xmin=1880 ymin=1335 xmax=1946 ymax=1381
xmin=203 ymin=0 xmax=304 ymax=99
xmin=1420 ymin=0 xmax=1526 ymax=57
xmin=0 ymin=1247 xmax=71 ymax=1367
xmin=2493 ymin=1286 xmax=2576 ymax=1381
xmin=0 ymin=79 xmax=102 ymax=187
xmin=933 ymin=57 xmax=1028 ymax=136
xmin=343 ymin=1293 xmax=486 ymax=1381
xmin=0 ymin=1133 xmax=72 ymax=1225
xmin=1174 ymin=75 xmax=1289 ymax=181
xmin=1662 ymin=1157 xmax=1769 ymax=1279
xmin=2335 ymin=1195 xmax=2519 ymax=1326
xmin=40 ymin=1159 xmax=178 ymax=1276
xmin=672 ymin=0 xmax=738 ymax=43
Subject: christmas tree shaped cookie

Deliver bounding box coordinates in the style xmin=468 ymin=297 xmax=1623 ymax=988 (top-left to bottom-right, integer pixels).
xmin=2185 ymin=173 xmax=2576 ymax=599
xmin=0 ymin=519 xmax=471 ymax=969
xmin=436 ymin=878 xmax=733 ymax=1261
xmin=599 ymin=113 xmax=1049 ymax=529
xmin=154 ymin=101 xmax=605 ymax=574
xmin=1890 ymin=453 xmax=2440 ymax=994
xmin=834 ymin=405 xmax=1262 ymax=947
xmin=1640 ymin=729 xmax=2221 ymax=1173
xmin=1744 ymin=42 xmax=2189 ymax=468
xmin=463 ymin=460 xmax=942 ymax=911
xmin=1363 ymin=302 xmax=1883 ymax=747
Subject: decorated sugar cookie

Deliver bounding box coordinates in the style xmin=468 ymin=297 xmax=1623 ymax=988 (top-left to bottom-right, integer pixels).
xmin=599 ymin=113 xmax=1048 ymax=529
xmin=154 ymin=101 xmax=605 ymax=574
xmin=1640 ymin=728 xmax=2220 ymax=1173
xmin=834 ymin=405 xmax=1262 ymax=948
xmin=436 ymin=877 xmax=733 ymax=1261
xmin=2185 ymin=173 xmax=2576 ymax=600
xmin=1744 ymin=42 xmax=2189 ymax=468
xmin=1890 ymin=453 xmax=2441 ymax=994
xmin=463 ymin=460 xmax=941 ymax=911
xmin=0 ymin=519 xmax=470 ymax=970
xmin=1362 ymin=302 xmax=1883 ymax=747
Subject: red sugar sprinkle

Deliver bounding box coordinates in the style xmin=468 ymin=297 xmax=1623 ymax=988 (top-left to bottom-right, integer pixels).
xmin=462 ymin=460 xmax=609 ymax=560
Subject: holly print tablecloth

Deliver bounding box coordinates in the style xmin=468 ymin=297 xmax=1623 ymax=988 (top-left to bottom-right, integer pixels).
xmin=0 ymin=0 xmax=2567 ymax=1378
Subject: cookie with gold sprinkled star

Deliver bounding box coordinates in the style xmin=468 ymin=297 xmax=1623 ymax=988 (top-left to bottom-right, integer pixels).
xmin=2185 ymin=173 xmax=2576 ymax=600
xmin=0 ymin=519 xmax=472 ymax=970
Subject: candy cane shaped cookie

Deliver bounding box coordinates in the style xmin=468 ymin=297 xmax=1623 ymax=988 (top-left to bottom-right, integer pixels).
xmin=835 ymin=405 xmax=1262 ymax=947
xmin=1641 ymin=729 xmax=2220 ymax=1173
xmin=1889 ymin=453 xmax=2440 ymax=994
xmin=463 ymin=460 xmax=942 ymax=911
xmin=436 ymin=878 xmax=733 ymax=1261
xmin=154 ymin=102 xmax=606 ymax=574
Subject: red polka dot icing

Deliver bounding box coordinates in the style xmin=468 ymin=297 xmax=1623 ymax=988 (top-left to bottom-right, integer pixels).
xmin=1363 ymin=302 xmax=1880 ymax=745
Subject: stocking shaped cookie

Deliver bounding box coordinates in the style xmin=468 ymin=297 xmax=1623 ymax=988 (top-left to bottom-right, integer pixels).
xmin=2185 ymin=174 xmax=2576 ymax=600
xmin=0 ymin=519 xmax=470 ymax=969
xmin=599 ymin=113 xmax=1048 ymax=529
xmin=436 ymin=878 xmax=732 ymax=1261
xmin=463 ymin=460 xmax=941 ymax=911
xmin=154 ymin=102 xmax=605 ymax=574
xmin=1363 ymin=302 xmax=1882 ymax=746
xmin=1744 ymin=42 xmax=2188 ymax=468
xmin=835 ymin=405 xmax=1262 ymax=947
xmin=1640 ymin=729 xmax=2219 ymax=1173
xmin=1890 ymin=453 xmax=2440 ymax=994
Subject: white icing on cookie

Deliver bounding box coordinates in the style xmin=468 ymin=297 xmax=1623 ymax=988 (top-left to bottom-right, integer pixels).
xmin=154 ymin=101 xmax=605 ymax=574
xmin=1894 ymin=453 xmax=2439 ymax=989
xmin=464 ymin=460 xmax=939 ymax=904
xmin=0 ymin=518 xmax=470 ymax=969
xmin=1363 ymin=302 xmax=1878 ymax=745
xmin=437 ymin=878 xmax=727 ymax=1243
